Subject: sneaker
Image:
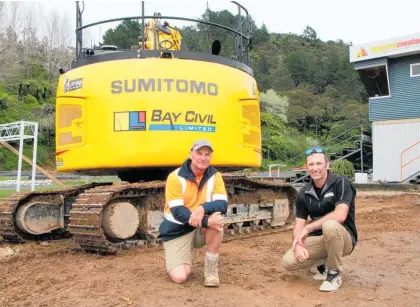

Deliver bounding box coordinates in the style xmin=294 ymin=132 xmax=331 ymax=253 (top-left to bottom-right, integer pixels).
xmin=204 ymin=256 xmax=220 ymax=287
xmin=313 ymin=263 xmax=327 ymax=281
xmin=319 ymin=270 xmax=342 ymax=292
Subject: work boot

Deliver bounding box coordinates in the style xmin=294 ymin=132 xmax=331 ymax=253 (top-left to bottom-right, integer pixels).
xmin=204 ymin=255 xmax=219 ymax=287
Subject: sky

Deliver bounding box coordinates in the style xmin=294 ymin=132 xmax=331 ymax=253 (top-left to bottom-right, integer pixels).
xmin=7 ymin=0 xmax=420 ymax=47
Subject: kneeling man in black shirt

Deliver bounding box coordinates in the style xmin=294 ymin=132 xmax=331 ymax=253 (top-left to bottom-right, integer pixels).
xmin=282 ymin=148 xmax=357 ymax=292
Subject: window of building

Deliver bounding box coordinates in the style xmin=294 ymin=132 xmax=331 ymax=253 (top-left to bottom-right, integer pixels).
xmin=410 ymin=63 xmax=420 ymax=77
xmin=358 ymin=65 xmax=390 ymax=98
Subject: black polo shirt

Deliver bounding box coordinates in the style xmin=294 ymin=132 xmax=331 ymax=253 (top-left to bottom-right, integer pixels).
xmin=295 ymin=171 xmax=357 ymax=246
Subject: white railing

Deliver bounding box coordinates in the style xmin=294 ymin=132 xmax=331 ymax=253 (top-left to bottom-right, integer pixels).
xmin=0 ymin=121 xmax=38 ymax=192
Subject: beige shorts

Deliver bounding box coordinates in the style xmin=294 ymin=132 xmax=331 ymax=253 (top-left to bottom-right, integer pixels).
xmin=163 ymin=228 xmax=206 ymax=273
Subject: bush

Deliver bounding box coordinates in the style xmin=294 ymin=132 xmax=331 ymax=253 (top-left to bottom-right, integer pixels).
xmin=22 ymin=94 xmax=39 ymax=105
xmin=0 ymin=92 xmax=11 ymax=110
xmin=330 ymin=159 xmax=355 ymax=179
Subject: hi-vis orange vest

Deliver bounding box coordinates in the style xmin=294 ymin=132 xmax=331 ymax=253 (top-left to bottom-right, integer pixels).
xmin=159 ymin=159 xmax=228 ymax=242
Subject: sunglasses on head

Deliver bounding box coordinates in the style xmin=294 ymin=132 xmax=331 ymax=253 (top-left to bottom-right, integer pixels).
xmin=305 ymin=147 xmax=325 ymax=156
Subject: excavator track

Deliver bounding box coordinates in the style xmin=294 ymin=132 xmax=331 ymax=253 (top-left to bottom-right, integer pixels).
xmin=69 ymin=181 xmax=166 ymax=254
xmin=69 ymin=177 xmax=297 ymax=254
xmin=0 ymin=192 xmax=33 ymax=242
xmin=223 ymin=177 xmax=296 ymax=239
xmin=0 ymin=183 xmax=110 ymax=243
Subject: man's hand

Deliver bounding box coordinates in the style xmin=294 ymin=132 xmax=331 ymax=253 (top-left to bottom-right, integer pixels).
xmin=189 ymin=206 xmax=205 ymax=227
xmin=296 ymin=225 xmax=310 ymax=245
xmin=294 ymin=244 xmax=309 ymax=262
xmin=207 ymin=212 xmax=224 ymax=231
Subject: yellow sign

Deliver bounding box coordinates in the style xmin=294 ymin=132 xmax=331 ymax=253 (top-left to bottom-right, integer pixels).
xmin=350 ymin=33 xmax=420 ymax=62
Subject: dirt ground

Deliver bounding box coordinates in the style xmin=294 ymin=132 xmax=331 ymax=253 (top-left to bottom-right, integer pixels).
xmin=1 ymin=191 xmax=420 ymax=307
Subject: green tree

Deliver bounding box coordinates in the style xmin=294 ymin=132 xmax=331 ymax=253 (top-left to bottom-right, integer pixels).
xmin=102 ymin=20 xmax=142 ymax=49
xmin=302 ymin=26 xmax=318 ymax=41
xmin=260 ymin=89 xmax=289 ymax=123
xmin=253 ymin=23 xmax=270 ymax=45
xmin=285 ymin=87 xmax=323 ymax=126
xmin=284 ymin=51 xmax=315 ymax=86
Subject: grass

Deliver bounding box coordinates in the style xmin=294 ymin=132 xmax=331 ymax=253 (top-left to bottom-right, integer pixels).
xmin=0 ymin=186 xmax=57 ymax=200
xmin=0 ymin=176 xmax=14 ymax=181
xmin=0 ymin=184 xmax=79 ymax=201
xmin=0 ymin=177 xmax=119 ymax=201
xmin=0 ymin=190 xmax=14 ymax=200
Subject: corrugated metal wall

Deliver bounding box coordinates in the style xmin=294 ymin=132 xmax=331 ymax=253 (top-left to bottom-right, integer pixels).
xmin=373 ymin=119 xmax=420 ymax=182
xmin=369 ymin=54 xmax=420 ymax=121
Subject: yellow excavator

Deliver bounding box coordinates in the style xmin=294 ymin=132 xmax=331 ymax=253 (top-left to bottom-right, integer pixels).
xmin=0 ymin=2 xmax=296 ymax=254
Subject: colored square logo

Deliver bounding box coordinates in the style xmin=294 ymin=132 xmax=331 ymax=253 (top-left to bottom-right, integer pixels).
xmin=129 ymin=111 xmax=146 ymax=130
xmin=114 ymin=111 xmax=146 ymax=131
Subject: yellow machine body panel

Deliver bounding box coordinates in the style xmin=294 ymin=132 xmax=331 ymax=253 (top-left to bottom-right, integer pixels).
xmin=56 ymin=58 xmax=261 ymax=173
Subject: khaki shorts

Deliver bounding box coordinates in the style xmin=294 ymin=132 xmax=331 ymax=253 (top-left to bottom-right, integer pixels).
xmin=163 ymin=228 xmax=206 ymax=273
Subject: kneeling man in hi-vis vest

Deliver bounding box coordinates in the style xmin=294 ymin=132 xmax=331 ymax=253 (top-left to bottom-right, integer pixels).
xmin=159 ymin=139 xmax=228 ymax=287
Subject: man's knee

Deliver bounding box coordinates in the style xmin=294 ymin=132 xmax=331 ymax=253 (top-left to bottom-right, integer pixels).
xmin=282 ymin=249 xmax=298 ymax=271
xmin=322 ymin=220 xmax=341 ymax=237
xmin=169 ymin=265 xmax=190 ymax=284
xmin=170 ymin=274 xmax=188 ymax=284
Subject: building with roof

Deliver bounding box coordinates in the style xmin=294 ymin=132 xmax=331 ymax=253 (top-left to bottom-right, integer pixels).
xmin=350 ymin=32 xmax=420 ymax=183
